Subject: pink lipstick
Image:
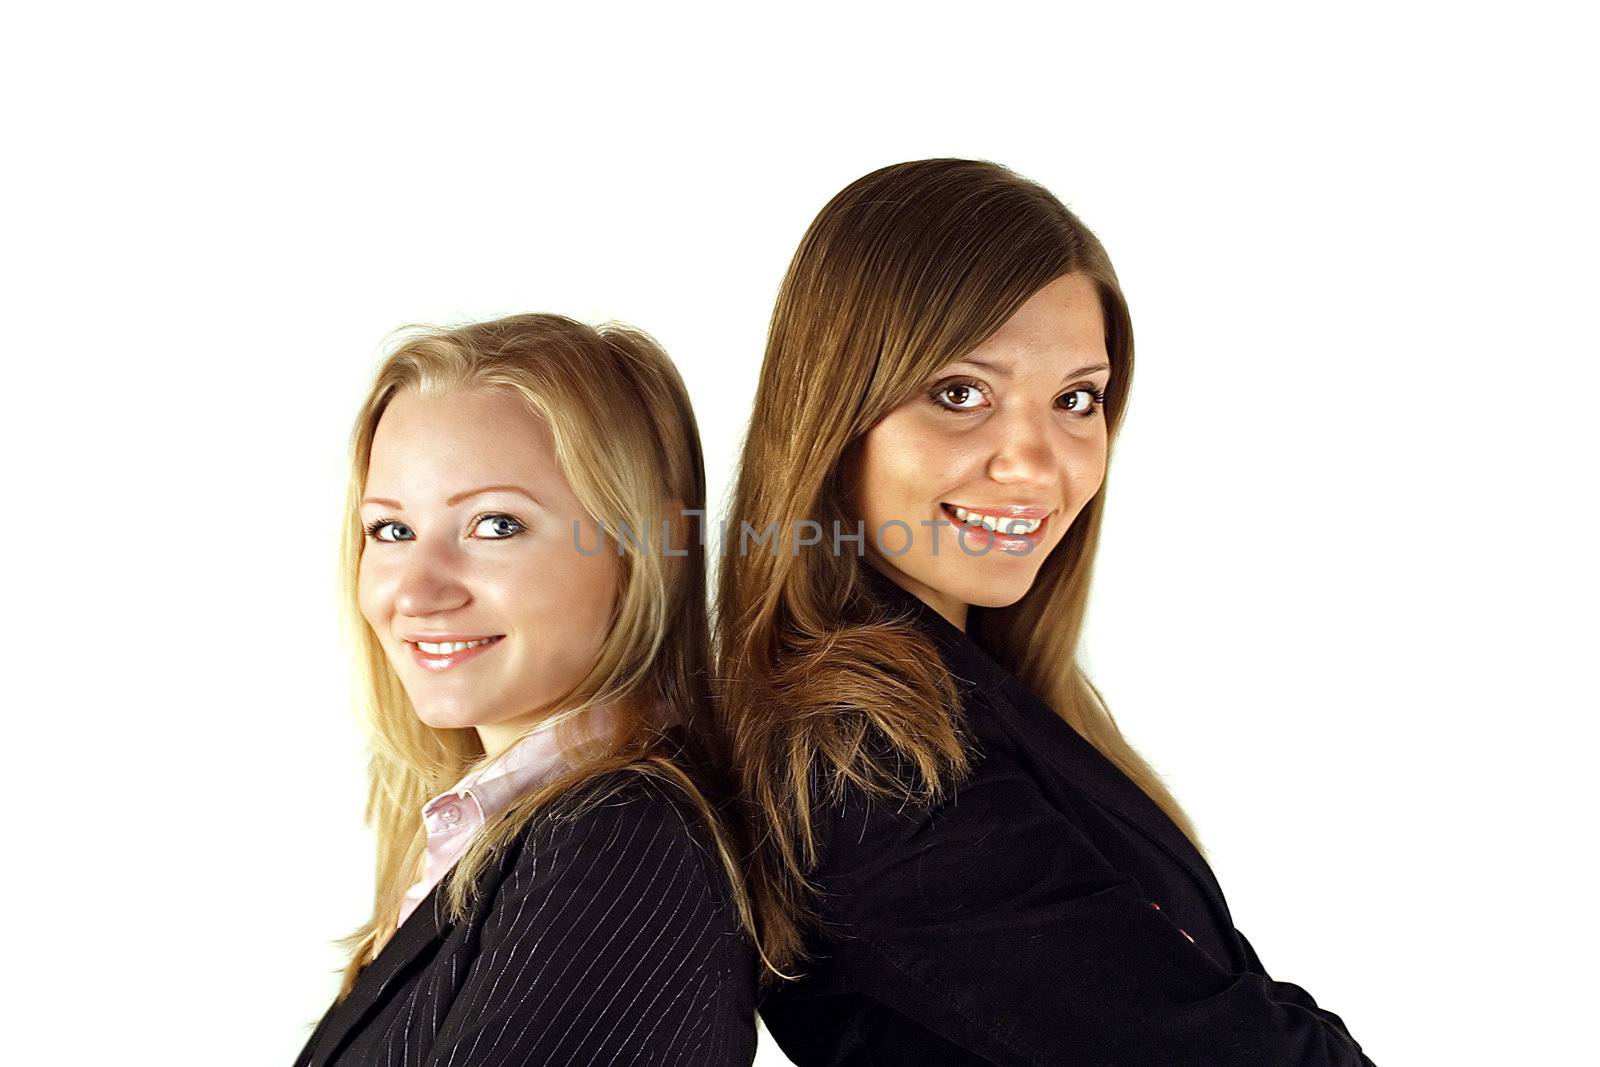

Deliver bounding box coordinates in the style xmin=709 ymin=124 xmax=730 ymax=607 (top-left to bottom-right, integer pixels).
xmin=404 ymin=634 xmax=506 ymax=673
xmin=939 ymin=503 xmax=1052 ymax=556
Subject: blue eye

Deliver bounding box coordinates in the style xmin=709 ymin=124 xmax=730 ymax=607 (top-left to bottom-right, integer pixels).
xmin=361 ymin=513 xmax=526 ymax=542
xmin=473 ymin=514 xmax=525 ymax=539
xmin=364 ymin=518 xmax=412 ymax=542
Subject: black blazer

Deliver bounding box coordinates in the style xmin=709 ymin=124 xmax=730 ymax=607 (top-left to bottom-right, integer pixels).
xmin=293 ymin=771 xmax=757 ymax=1066
xmin=760 ymin=570 xmax=1375 ymax=1065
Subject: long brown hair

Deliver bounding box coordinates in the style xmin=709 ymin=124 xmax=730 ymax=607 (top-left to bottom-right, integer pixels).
xmin=715 ymin=159 xmax=1203 ymax=978
xmin=332 ymin=313 xmax=753 ymax=1000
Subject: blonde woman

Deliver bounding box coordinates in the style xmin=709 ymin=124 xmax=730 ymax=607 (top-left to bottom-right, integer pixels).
xmin=717 ymin=160 xmax=1376 ymax=1064
xmin=294 ymin=314 xmax=757 ymax=1066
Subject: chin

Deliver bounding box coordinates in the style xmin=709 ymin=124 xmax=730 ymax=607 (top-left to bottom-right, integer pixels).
xmin=931 ymin=568 xmax=1041 ymax=612
xmin=410 ymin=702 xmax=490 ymax=732
xmin=964 ymin=582 xmax=1036 ymax=610
xmin=967 ymin=592 xmax=1026 ymax=611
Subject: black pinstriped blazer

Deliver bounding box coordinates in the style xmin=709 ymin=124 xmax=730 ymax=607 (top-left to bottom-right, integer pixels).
xmin=293 ymin=771 xmax=757 ymax=1066
xmin=759 ymin=567 xmax=1375 ymax=1065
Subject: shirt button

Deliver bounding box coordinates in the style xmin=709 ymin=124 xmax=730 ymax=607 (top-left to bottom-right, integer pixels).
xmin=440 ymin=805 xmax=460 ymax=824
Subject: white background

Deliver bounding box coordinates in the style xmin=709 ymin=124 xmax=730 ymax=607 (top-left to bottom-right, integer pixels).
xmin=3 ymin=3 xmax=1594 ymax=1064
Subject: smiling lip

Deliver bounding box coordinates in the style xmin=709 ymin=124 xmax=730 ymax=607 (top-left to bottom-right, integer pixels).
xmin=940 ymin=502 xmax=1053 ymax=521
xmin=939 ymin=503 xmax=1052 ymax=551
xmin=405 ymin=634 xmax=506 ymax=673
xmin=402 ymin=632 xmax=503 ymax=643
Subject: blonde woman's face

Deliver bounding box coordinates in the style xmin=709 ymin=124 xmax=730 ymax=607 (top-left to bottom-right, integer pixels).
xmin=358 ymin=386 xmax=620 ymax=756
xmin=850 ymin=272 xmax=1111 ymax=631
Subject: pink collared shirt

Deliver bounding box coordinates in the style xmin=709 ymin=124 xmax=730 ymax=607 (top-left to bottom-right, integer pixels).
xmin=397 ymin=705 xmax=617 ymax=928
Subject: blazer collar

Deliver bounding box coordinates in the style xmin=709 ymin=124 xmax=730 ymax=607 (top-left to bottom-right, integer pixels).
xmin=305 ymin=880 xmax=451 ymax=1067
xmin=860 ymin=564 xmax=1014 ymax=696
xmin=859 ymin=564 xmax=1227 ymax=909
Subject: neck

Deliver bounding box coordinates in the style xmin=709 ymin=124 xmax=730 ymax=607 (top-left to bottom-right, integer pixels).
xmin=865 ymin=559 xmax=969 ymax=632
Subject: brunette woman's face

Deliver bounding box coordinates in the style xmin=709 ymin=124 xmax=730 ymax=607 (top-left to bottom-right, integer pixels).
xmin=357 ymin=386 xmax=620 ymax=756
xmin=850 ymin=272 xmax=1111 ymax=631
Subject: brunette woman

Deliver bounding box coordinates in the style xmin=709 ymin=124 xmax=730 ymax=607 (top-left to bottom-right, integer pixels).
xmin=717 ymin=160 xmax=1375 ymax=1065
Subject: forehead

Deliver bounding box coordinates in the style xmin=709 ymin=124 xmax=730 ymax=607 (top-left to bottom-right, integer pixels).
xmin=962 ymin=272 xmax=1107 ymax=370
xmin=364 ymin=386 xmax=557 ymax=494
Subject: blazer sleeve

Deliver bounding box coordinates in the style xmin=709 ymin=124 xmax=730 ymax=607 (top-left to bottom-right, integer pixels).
xmin=1232 ymin=925 xmax=1365 ymax=1048
xmin=806 ymin=744 xmax=1376 ymax=1066
xmin=422 ymin=774 xmax=755 ymax=1066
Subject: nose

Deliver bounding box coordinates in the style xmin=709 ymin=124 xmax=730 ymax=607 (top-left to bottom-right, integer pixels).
xmin=982 ymin=404 xmax=1060 ymax=491
xmin=392 ymin=540 xmax=471 ymax=619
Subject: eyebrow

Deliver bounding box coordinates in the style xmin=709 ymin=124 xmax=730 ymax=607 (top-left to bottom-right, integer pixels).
xmin=952 ymin=357 xmax=1111 ymax=380
xmin=360 ymin=485 xmax=543 ymax=509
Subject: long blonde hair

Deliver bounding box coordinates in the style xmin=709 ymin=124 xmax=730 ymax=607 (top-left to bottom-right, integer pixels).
xmin=333 ymin=313 xmax=751 ymax=999
xmin=716 ymin=158 xmax=1203 ymax=977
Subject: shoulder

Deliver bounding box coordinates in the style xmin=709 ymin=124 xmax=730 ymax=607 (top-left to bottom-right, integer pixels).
xmin=805 ymin=703 xmax=1059 ymax=886
xmin=811 ymin=679 xmax=1028 ymax=813
xmin=430 ymin=768 xmax=759 ymax=1065
xmin=539 ymin=768 xmax=730 ymax=868
xmin=491 ymin=767 xmax=746 ymax=941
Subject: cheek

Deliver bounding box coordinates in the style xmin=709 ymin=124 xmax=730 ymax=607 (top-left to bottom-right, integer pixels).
xmin=1068 ymin=434 xmax=1109 ymax=498
xmin=355 ymin=553 xmax=387 ymax=626
xmin=568 ymin=556 xmax=620 ymax=646
xmin=505 ymin=541 xmax=619 ymax=641
xmin=858 ymin=419 xmax=943 ymax=516
xmin=1048 ymin=436 xmax=1108 ymax=534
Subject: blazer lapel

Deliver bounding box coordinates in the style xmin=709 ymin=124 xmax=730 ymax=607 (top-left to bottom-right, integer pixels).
xmin=304 ymin=882 xmax=450 ymax=1066
xmin=861 ymin=565 xmax=1233 ymax=920
xmin=989 ymin=676 xmax=1228 ymax=907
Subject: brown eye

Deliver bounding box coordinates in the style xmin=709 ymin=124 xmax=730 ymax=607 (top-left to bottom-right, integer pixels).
xmin=931 ymin=380 xmax=988 ymax=412
xmin=1058 ymin=387 xmax=1108 ymax=417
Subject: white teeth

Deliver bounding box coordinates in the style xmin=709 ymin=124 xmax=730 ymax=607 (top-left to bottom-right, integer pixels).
xmin=414 ymin=637 xmax=497 ymax=655
xmin=949 ymin=506 xmax=1042 ymax=535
